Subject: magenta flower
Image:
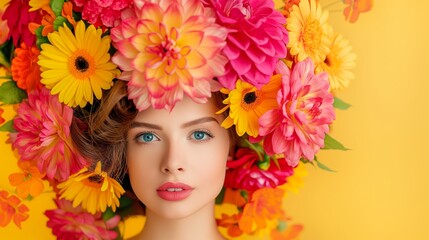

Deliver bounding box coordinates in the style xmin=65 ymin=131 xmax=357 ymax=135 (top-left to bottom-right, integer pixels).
xmin=45 ymin=198 xmax=120 ymax=240
xmin=259 ymin=58 xmax=335 ymax=167
xmin=224 ymin=148 xmax=294 ymax=192
xmin=205 ymin=0 xmax=288 ymax=89
xmin=70 ymin=0 xmax=133 ymax=28
xmin=11 ymin=88 xmax=87 ymax=181
xmin=111 ymin=0 xmax=227 ymax=111
xmin=1 ymin=0 xmax=42 ymax=46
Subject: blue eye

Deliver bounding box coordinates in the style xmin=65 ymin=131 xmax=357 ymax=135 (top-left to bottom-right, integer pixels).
xmin=136 ymin=132 xmax=159 ymax=143
xmin=191 ymin=131 xmax=212 ymax=141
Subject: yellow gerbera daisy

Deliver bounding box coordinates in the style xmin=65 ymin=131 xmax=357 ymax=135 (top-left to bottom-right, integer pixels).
xmin=316 ymin=32 xmax=356 ymax=90
xmin=287 ymin=0 xmax=331 ymax=64
xmin=217 ymin=75 xmax=281 ymax=137
xmin=38 ymin=21 xmax=120 ymax=107
xmin=57 ymin=161 xmax=125 ymax=214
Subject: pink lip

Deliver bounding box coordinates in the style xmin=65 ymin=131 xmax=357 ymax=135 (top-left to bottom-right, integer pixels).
xmin=156 ymin=182 xmax=193 ymax=201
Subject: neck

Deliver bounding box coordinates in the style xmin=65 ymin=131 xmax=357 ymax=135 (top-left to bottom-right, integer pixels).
xmin=137 ymin=202 xmax=225 ymax=240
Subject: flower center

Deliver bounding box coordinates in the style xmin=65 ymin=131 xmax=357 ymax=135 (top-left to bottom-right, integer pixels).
xmin=241 ymin=90 xmax=261 ymax=110
xmin=302 ymin=18 xmax=323 ymax=54
xmin=69 ymin=50 xmax=96 ymax=80
xmin=88 ymin=174 xmax=104 ymax=184
xmin=244 ymin=92 xmax=257 ymax=104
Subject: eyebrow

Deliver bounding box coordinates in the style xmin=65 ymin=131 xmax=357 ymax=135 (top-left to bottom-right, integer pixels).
xmin=130 ymin=117 xmax=219 ymax=130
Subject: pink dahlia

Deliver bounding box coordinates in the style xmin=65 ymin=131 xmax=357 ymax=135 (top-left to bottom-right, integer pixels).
xmin=45 ymin=198 xmax=120 ymax=240
xmin=204 ymin=0 xmax=288 ymax=89
xmin=259 ymin=58 xmax=335 ymax=167
xmin=111 ymin=0 xmax=227 ymax=111
xmin=70 ymin=0 xmax=133 ymax=28
xmin=2 ymin=0 xmax=42 ymax=46
xmin=224 ymin=148 xmax=294 ymax=192
xmin=11 ymin=87 xmax=87 ymax=181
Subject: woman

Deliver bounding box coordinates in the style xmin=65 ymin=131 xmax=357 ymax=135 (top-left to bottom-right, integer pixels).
xmin=71 ymin=80 xmax=234 ymax=239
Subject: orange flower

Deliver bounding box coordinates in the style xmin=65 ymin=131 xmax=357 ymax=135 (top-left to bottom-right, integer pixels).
xmin=344 ymin=0 xmax=373 ymax=23
xmin=222 ymin=188 xmax=247 ymax=208
xmin=217 ymin=213 xmax=243 ymax=237
xmin=9 ymin=161 xmax=45 ymax=199
xmin=11 ymin=42 xmax=43 ymax=91
xmin=0 ymin=107 xmax=5 ymax=125
xmin=29 ymin=7 xmax=56 ymax=36
xmin=0 ymin=190 xmax=30 ymax=228
xmin=271 ymin=224 xmax=303 ymax=240
xmin=238 ymin=188 xmax=285 ymax=234
xmin=61 ymin=2 xmax=76 ymax=28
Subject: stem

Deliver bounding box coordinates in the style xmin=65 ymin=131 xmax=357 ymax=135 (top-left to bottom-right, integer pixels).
xmin=243 ymin=138 xmax=263 ymax=160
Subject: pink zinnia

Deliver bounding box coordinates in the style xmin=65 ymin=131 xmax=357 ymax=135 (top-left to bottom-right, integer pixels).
xmin=2 ymin=0 xmax=42 ymax=46
xmin=224 ymin=148 xmax=294 ymax=192
xmin=205 ymin=0 xmax=288 ymax=89
xmin=11 ymin=87 xmax=87 ymax=181
xmin=259 ymin=58 xmax=335 ymax=167
xmin=111 ymin=0 xmax=227 ymax=111
xmin=70 ymin=0 xmax=133 ymax=28
xmin=45 ymin=198 xmax=120 ymax=240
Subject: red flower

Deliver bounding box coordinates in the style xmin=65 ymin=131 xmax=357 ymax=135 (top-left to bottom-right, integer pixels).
xmin=224 ymin=148 xmax=294 ymax=192
xmin=2 ymin=0 xmax=42 ymax=46
xmin=11 ymin=42 xmax=43 ymax=91
xmin=45 ymin=198 xmax=120 ymax=240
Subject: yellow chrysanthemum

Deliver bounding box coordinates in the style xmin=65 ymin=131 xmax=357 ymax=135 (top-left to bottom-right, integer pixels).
xmin=57 ymin=161 xmax=125 ymax=214
xmin=316 ymin=32 xmax=356 ymax=90
xmin=217 ymin=75 xmax=281 ymax=137
xmin=38 ymin=21 xmax=120 ymax=107
xmin=287 ymin=0 xmax=331 ymax=64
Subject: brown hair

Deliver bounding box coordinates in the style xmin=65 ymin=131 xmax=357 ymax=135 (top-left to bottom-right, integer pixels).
xmin=71 ymin=80 xmax=236 ymax=181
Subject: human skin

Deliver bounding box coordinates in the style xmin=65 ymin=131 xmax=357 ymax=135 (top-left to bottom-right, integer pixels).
xmin=126 ymin=96 xmax=230 ymax=240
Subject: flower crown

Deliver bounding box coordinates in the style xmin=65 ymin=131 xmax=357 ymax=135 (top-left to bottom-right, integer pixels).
xmin=0 ymin=0 xmax=371 ymax=239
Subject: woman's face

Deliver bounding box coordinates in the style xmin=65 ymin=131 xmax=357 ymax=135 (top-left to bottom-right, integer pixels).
xmin=126 ymin=96 xmax=230 ymax=219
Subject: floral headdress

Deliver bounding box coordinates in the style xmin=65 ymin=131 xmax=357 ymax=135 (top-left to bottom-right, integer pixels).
xmin=0 ymin=0 xmax=371 ymax=239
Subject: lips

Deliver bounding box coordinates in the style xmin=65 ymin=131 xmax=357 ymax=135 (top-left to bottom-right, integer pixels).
xmin=156 ymin=182 xmax=193 ymax=201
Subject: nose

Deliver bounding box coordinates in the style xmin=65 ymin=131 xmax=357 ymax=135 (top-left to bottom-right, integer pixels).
xmin=160 ymin=140 xmax=185 ymax=174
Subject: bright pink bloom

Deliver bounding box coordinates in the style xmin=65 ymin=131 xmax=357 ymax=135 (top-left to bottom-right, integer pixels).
xmin=259 ymin=58 xmax=335 ymax=167
xmin=2 ymin=0 xmax=42 ymax=46
xmin=111 ymin=0 xmax=227 ymax=111
xmin=70 ymin=0 xmax=133 ymax=28
xmin=45 ymin=198 xmax=120 ymax=240
xmin=205 ymin=0 xmax=288 ymax=89
xmin=224 ymin=148 xmax=294 ymax=192
xmin=11 ymin=88 xmax=87 ymax=181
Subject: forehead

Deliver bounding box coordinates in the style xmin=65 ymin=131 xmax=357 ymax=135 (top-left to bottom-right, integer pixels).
xmin=133 ymin=96 xmax=221 ymax=124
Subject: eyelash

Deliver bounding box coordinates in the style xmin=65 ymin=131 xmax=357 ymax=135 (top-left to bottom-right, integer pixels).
xmin=188 ymin=129 xmax=214 ymax=142
xmin=135 ymin=131 xmax=159 ymax=144
xmin=134 ymin=129 xmax=214 ymax=144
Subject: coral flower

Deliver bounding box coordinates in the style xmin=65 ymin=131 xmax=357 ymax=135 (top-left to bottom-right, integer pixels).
xmin=38 ymin=21 xmax=120 ymax=107
xmin=11 ymin=87 xmax=87 ymax=181
xmin=259 ymin=58 xmax=335 ymax=167
xmin=344 ymin=0 xmax=373 ymax=23
xmin=217 ymin=213 xmax=243 ymax=237
xmin=316 ymin=32 xmax=356 ymax=90
xmin=45 ymin=198 xmax=120 ymax=240
xmin=2 ymin=0 xmax=42 ymax=46
xmin=206 ymin=0 xmax=289 ymax=89
xmin=9 ymin=161 xmax=45 ymax=199
xmin=111 ymin=0 xmax=227 ymax=111
xmin=70 ymin=0 xmax=133 ymax=28
xmin=0 ymin=190 xmax=30 ymax=228
xmin=57 ymin=161 xmax=125 ymax=214
xmin=287 ymin=0 xmax=330 ymax=64
xmin=217 ymin=75 xmax=281 ymax=137
xmin=224 ymin=148 xmax=294 ymax=192
xmin=0 ymin=107 xmax=4 ymax=125
xmin=11 ymin=42 xmax=43 ymax=91
xmin=239 ymin=187 xmax=285 ymax=234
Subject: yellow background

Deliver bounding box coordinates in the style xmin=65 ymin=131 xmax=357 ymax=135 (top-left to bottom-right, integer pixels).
xmin=1 ymin=0 xmax=429 ymax=239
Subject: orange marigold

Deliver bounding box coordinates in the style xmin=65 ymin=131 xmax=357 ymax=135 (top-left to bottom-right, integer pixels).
xmin=0 ymin=190 xmax=30 ymax=228
xmin=29 ymin=7 xmax=56 ymax=36
xmin=11 ymin=42 xmax=43 ymax=91
xmin=238 ymin=188 xmax=285 ymax=234
xmin=9 ymin=161 xmax=45 ymax=199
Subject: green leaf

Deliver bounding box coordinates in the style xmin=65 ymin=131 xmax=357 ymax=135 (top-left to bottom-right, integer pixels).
xmin=35 ymin=26 xmax=49 ymax=49
xmin=315 ymin=158 xmax=337 ymax=173
xmin=0 ymin=81 xmax=27 ymax=104
xmin=51 ymin=0 xmax=65 ymax=17
xmin=0 ymin=120 xmax=15 ymax=132
xmin=323 ymin=134 xmax=349 ymax=150
xmin=53 ymin=16 xmax=69 ymax=31
xmin=215 ymin=187 xmax=226 ymax=205
xmin=334 ymin=97 xmax=351 ymax=110
xmin=102 ymin=208 xmax=115 ymax=222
